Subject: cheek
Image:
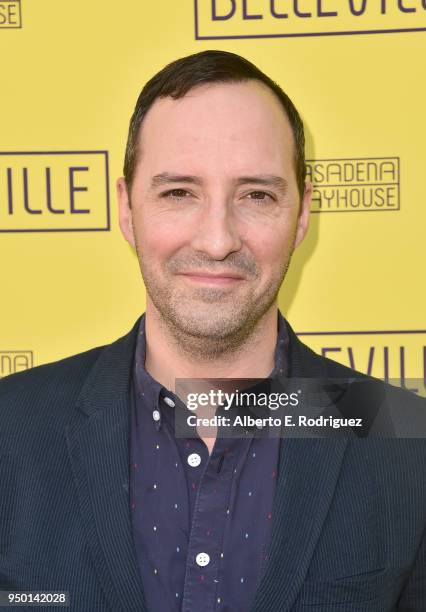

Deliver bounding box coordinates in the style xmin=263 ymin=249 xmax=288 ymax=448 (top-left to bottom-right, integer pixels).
xmin=135 ymin=210 xmax=191 ymax=264
xmin=246 ymin=224 xmax=296 ymax=273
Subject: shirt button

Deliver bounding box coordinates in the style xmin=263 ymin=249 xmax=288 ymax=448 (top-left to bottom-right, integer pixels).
xmin=163 ymin=396 xmax=175 ymax=407
xmin=187 ymin=453 xmax=201 ymax=467
xmin=152 ymin=410 xmax=161 ymax=422
xmin=196 ymin=552 xmax=210 ymax=567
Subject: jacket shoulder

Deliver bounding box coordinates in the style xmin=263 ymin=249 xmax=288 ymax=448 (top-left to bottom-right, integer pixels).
xmin=0 ymin=344 xmax=106 ymax=422
xmin=305 ymin=341 xmax=426 ymax=436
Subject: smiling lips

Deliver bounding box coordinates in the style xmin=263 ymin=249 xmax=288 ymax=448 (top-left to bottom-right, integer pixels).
xmin=179 ymin=271 xmax=245 ymax=285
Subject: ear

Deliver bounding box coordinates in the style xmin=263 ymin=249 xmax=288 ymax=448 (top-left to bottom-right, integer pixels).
xmin=117 ymin=177 xmax=136 ymax=249
xmin=294 ymin=181 xmax=312 ymax=249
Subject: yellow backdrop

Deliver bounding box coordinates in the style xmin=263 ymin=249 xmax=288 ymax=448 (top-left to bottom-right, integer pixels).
xmin=1 ymin=0 xmax=425 ymax=389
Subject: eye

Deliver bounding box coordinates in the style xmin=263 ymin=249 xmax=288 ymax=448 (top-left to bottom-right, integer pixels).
xmin=246 ymin=191 xmax=274 ymax=204
xmin=162 ymin=188 xmax=191 ymax=200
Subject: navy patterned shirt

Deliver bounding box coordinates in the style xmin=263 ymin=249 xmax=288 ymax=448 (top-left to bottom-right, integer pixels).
xmin=130 ymin=312 xmax=290 ymax=612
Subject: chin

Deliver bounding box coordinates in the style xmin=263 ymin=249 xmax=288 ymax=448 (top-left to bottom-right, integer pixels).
xmin=168 ymin=306 xmax=251 ymax=340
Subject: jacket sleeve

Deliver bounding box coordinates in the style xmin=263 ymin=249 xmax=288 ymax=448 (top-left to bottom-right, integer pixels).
xmin=397 ymin=525 xmax=426 ymax=610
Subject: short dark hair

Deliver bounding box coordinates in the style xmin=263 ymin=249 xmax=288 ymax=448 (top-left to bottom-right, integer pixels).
xmin=123 ymin=50 xmax=306 ymax=197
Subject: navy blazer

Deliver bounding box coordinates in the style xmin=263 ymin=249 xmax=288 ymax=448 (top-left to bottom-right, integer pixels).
xmin=0 ymin=316 xmax=425 ymax=611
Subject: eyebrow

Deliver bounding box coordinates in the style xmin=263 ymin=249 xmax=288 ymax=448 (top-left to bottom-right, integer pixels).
xmin=150 ymin=172 xmax=288 ymax=194
xmin=150 ymin=173 xmax=203 ymax=188
xmin=235 ymin=175 xmax=288 ymax=195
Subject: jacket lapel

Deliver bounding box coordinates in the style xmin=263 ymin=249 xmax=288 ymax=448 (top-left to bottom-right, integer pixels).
xmin=65 ymin=317 xmax=147 ymax=612
xmin=250 ymin=318 xmax=349 ymax=612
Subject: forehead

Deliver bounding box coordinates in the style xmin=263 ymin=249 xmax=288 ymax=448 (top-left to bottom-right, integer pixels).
xmin=136 ymin=80 xmax=296 ymax=176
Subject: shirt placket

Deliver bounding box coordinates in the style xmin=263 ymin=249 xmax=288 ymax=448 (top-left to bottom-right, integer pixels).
xmin=180 ymin=432 xmax=254 ymax=612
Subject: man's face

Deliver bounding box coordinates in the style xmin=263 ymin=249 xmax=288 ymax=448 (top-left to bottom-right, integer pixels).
xmin=118 ymin=80 xmax=311 ymax=340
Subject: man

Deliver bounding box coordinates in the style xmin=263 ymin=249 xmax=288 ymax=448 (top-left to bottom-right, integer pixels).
xmin=0 ymin=50 xmax=425 ymax=611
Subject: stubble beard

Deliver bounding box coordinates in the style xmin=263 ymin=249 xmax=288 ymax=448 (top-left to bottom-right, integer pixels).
xmin=135 ymin=244 xmax=295 ymax=361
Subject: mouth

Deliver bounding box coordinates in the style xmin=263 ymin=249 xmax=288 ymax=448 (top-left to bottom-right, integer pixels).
xmin=178 ymin=271 xmax=245 ymax=286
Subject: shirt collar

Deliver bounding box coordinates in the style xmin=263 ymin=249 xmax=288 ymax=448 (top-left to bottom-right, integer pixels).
xmin=133 ymin=311 xmax=290 ymax=431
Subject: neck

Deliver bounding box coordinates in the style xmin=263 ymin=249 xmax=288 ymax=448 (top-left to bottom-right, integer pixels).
xmin=144 ymin=301 xmax=279 ymax=392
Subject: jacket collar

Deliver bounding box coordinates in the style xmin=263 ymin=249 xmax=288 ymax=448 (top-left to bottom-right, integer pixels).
xmin=74 ymin=310 xmax=328 ymax=419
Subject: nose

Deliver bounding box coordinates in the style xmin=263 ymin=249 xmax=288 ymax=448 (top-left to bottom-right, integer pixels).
xmin=190 ymin=201 xmax=242 ymax=260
